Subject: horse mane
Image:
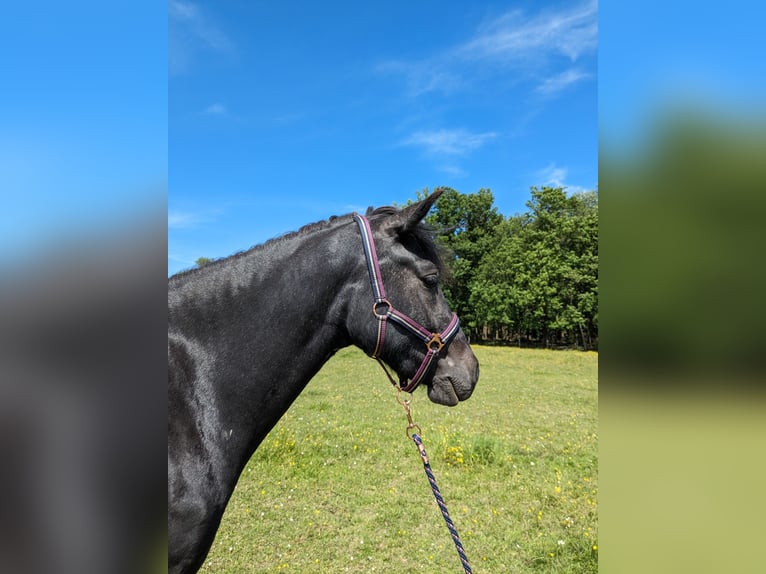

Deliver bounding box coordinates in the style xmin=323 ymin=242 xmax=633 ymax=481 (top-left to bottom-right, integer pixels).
xmin=169 ymin=214 xmax=351 ymax=283
xmin=170 ymin=203 xmax=448 ymax=283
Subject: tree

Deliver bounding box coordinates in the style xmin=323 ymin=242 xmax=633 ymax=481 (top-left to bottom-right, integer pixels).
xmin=470 ymin=187 xmax=598 ymax=348
xmin=410 ymin=185 xmax=597 ymax=348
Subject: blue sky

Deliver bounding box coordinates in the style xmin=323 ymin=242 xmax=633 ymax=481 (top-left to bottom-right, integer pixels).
xmin=169 ymin=0 xmax=598 ymax=275
xmin=3 ymin=1 xmax=763 ymax=276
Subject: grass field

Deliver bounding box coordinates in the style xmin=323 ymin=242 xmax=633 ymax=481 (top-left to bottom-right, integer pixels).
xmin=199 ymin=346 xmax=598 ymax=573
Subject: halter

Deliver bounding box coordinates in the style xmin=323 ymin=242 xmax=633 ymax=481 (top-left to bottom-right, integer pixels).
xmin=353 ymin=213 xmax=461 ymax=393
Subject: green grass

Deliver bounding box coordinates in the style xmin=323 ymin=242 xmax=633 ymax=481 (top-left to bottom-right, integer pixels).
xmin=199 ymin=346 xmax=598 ymax=573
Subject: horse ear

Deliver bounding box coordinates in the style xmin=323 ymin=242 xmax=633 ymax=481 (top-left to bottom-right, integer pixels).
xmin=384 ymin=189 xmax=443 ymax=234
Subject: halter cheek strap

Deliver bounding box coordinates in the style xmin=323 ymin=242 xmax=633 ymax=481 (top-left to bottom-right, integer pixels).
xmin=353 ymin=213 xmax=460 ymax=393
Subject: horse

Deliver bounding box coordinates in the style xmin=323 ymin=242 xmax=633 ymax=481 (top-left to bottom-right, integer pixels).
xmin=167 ymin=190 xmax=480 ymax=574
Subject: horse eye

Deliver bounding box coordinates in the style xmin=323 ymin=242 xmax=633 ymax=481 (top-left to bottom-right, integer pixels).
xmin=422 ymin=273 xmax=439 ymax=288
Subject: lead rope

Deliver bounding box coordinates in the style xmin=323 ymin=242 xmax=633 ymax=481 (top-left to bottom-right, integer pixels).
xmin=396 ymin=391 xmax=473 ymax=574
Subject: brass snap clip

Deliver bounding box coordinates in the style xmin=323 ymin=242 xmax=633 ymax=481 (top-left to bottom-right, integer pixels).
xmin=396 ymin=389 xmax=421 ymax=440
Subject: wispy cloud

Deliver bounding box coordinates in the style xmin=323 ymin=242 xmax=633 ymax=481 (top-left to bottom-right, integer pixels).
xmin=535 ymin=162 xmax=592 ymax=194
xmin=379 ymin=0 xmax=597 ymax=97
xmin=203 ymin=103 xmax=227 ymax=116
xmin=168 ymin=211 xmax=203 ymax=229
xmin=169 ymin=0 xmax=234 ymax=75
xmin=438 ymin=164 xmax=469 ymax=178
xmin=169 ymin=0 xmax=233 ymax=51
xmin=536 ymin=68 xmax=592 ymax=96
xmin=402 ymin=129 xmax=497 ymax=156
xmin=536 ymin=163 xmax=569 ymax=188
xmin=376 ymin=61 xmax=463 ymax=97
xmin=458 ymin=1 xmax=598 ymax=65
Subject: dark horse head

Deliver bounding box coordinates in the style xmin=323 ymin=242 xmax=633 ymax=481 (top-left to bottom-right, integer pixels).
xmin=168 ymin=190 xmax=477 ymax=574
xmin=347 ymin=191 xmax=479 ymax=405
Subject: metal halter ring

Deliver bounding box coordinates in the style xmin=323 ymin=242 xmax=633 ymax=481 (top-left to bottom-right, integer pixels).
xmin=372 ymin=299 xmax=392 ymax=319
xmin=426 ymin=333 xmax=445 ymax=353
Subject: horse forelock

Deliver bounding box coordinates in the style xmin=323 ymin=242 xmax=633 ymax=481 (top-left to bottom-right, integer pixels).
xmin=366 ymin=205 xmax=447 ymax=275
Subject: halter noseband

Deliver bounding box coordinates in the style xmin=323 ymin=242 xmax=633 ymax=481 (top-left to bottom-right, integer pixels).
xmin=353 ymin=213 xmax=461 ymax=393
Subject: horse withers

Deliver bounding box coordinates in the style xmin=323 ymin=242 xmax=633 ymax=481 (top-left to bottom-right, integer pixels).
xmin=167 ymin=191 xmax=479 ymax=573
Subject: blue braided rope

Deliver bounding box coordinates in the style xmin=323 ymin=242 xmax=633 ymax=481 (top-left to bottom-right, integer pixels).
xmin=411 ymin=433 xmax=473 ymax=574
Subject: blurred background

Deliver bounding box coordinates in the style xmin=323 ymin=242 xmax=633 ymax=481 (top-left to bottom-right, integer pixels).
xmin=600 ymin=1 xmax=766 ymax=572
xmin=0 ymin=2 xmax=166 ymax=573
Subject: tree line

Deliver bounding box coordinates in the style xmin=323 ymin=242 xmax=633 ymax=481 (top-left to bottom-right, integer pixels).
xmin=421 ymin=186 xmax=598 ymax=350
xmin=195 ymin=185 xmax=598 ymax=350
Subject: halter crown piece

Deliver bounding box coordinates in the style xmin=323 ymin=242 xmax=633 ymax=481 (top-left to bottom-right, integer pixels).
xmin=353 ymin=213 xmax=461 ymax=393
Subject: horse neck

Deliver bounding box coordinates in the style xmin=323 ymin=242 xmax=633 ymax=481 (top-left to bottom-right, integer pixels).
xmin=169 ymin=218 xmax=356 ymax=339
xmin=169 ymin=218 xmax=359 ymax=472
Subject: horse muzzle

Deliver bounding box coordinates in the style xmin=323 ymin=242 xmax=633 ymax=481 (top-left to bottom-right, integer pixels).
xmin=427 ymin=337 xmax=479 ymax=406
